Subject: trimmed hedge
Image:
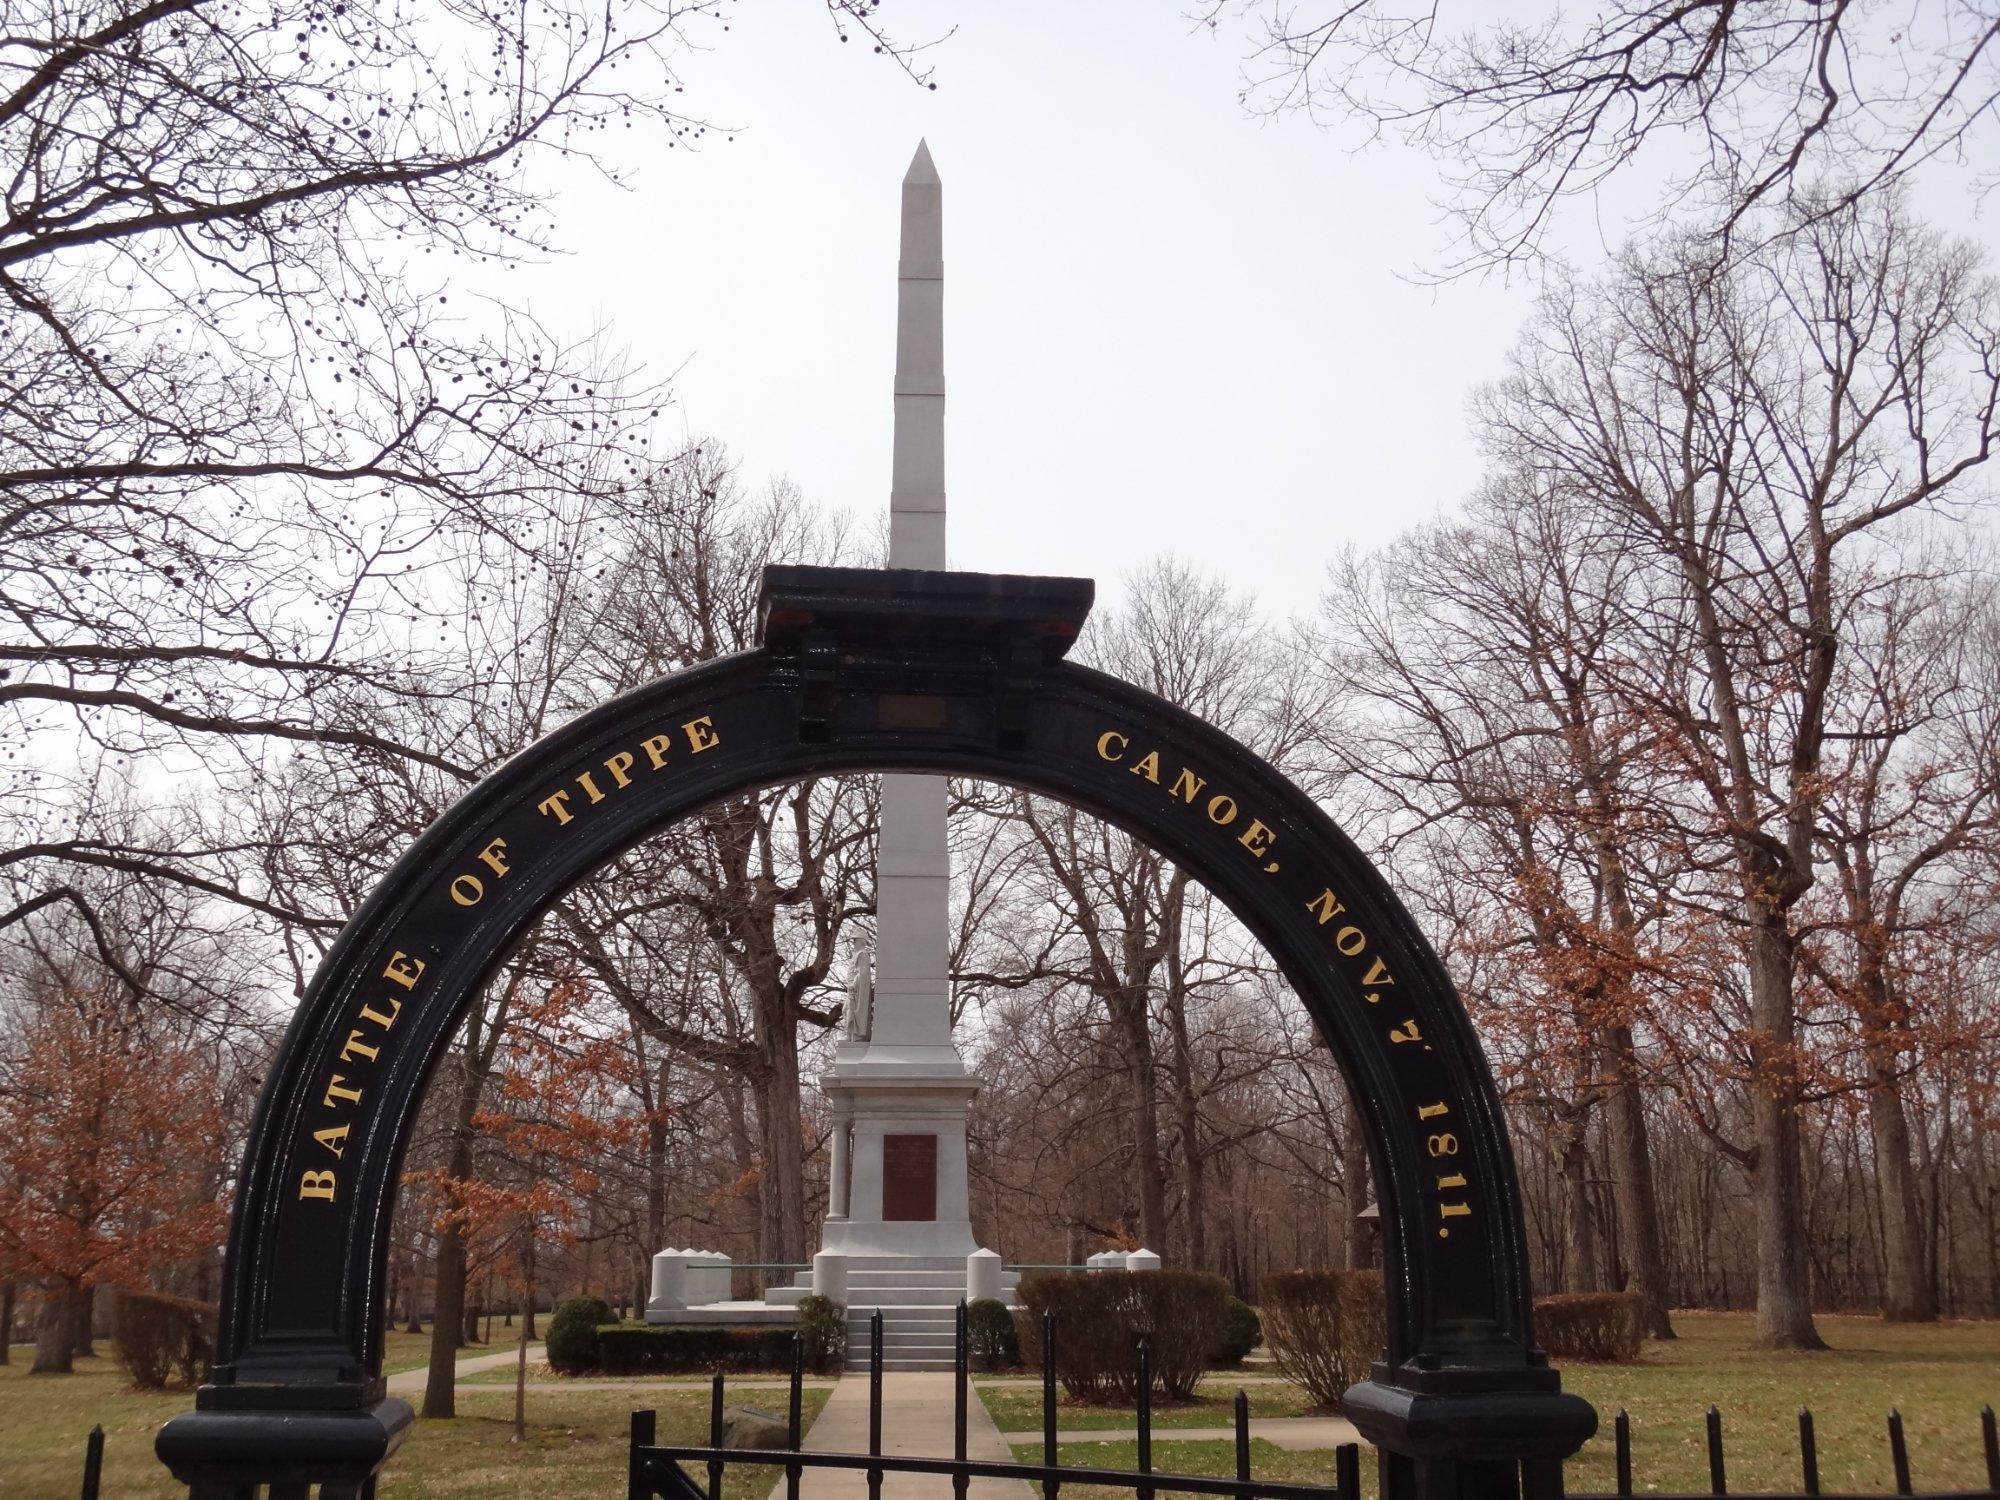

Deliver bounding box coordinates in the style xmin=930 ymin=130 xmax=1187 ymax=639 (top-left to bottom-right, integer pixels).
xmin=1534 ymin=1291 xmax=1642 ymax=1363
xmin=1258 ymin=1269 xmax=1383 ymax=1410
xmin=796 ymin=1295 xmax=845 ymax=1374
xmin=1014 ymin=1270 xmax=1226 ymax=1401
xmin=967 ymin=1297 xmax=1019 ymax=1372
xmin=597 ymin=1324 xmax=799 ymax=1375
xmin=546 ymin=1295 xmax=615 ymax=1375
xmin=112 ymin=1289 xmax=216 ymax=1390
xmin=1211 ymin=1296 xmax=1261 ymax=1367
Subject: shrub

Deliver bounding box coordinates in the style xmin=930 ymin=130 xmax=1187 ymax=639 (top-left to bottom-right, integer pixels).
xmin=597 ymin=1324 xmax=799 ymax=1375
xmin=113 ymin=1289 xmax=215 ymax=1390
xmin=545 ymin=1294 xmax=616 ymax=1374
xmin=966 ymin=1298 xmax=1018 ymax=1372
xmin=1259 ymin=1269 xmax=1383 ymax=1410
xmin=795 ymin=1295 xmax=846 ymax=1374
xmin=1335 ymin=1272 xmax=1385 ymax=1384
xmin=1210 ymin=1296 xmax=1261 ymax=1367
xmin=1015 ymin=1270 xmax=1227 ymax=1401
xmin=1533 ymin=1291 xmax=1642 ymax=1363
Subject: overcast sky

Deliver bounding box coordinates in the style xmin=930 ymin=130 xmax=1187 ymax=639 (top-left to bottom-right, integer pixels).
xmin=508 ymin=1 xmax=1988 ymax=622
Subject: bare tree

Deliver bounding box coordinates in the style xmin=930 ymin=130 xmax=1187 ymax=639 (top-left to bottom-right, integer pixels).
xmin=1471 ymin=192 xmax=1998 ymax=1345
xmin=1805 ymin=563 xmax=2000 ymax=1320
xmin=1209 ymin=0 xmax=2000 ymax=271
xmin=0 ymin=0 xmax=936 ymax=991
xmin=1318 ymin=475 xmax=1685 ymax=1333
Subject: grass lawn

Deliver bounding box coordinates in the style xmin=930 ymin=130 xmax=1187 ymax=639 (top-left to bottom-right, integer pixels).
xmin=0 ymin=1350 xmax=828 ymax=1500
xmin=984 ymin=1312 xmax=2000 ymax=1496
xmin=1041 ymin=1437 xmax=1374 ymax=1500
xmin=3 ymin=1312 xmax=1995 ymax=1497
xmin=383 ymin=1327 xmax=443 ymax=1375
xmin=379 ymin=1385 xmax=830 ymax=1500
xmin=460 ymin=1364 xmax=835 ymax=1386
xmin=1559 ymin=1311 xmax=2000 ymax=1494
xmin=976 ymin=1379 xmax=1319 ymax=1430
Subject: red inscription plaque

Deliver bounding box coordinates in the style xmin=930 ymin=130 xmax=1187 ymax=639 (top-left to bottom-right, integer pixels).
xmin=882 ymin=1133 xmax=938 ymax=1222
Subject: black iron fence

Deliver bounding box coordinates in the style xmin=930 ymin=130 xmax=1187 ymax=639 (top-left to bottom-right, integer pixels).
xmin=73 ymin=1303 xmax=2000 ymax=1498
xmin=625 ymin=1306 xmax=2000 ymax=1500
xmin=630 ymin=1308 xmax=1365 ymax=1500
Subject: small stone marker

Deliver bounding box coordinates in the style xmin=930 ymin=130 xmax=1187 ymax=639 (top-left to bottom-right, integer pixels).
xmin=723 ymin=1406 xmax=792 ymax=1450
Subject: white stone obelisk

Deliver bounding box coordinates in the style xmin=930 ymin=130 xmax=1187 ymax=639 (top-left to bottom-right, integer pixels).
xmin=817 ymin=142 xmax=982 ymax=1262
xmin=873 ymin=139 xmax=958 ymax=1070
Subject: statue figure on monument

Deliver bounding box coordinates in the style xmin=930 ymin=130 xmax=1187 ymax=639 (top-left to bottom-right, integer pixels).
xmin=845 ymin=940 xmax=873 ymax=1042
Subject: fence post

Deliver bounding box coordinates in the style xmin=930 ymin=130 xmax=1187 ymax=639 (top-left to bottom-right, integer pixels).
xmin=1706 ymin=1406 xmax=1727 ymax=1497
xmin=81 ymin=1424 xmax=104 ymax=1500
xmin=707 ymin=1372 xmax=725 ymax=1500
xmin=1984 ymin=1406 xmax=1999 ymax=1492
xmin=1798 ymin=1408 xmax=1819 ymax=1498
xmin=1135 ymin=1336 xmax=1153 ymax=1500
xmin=1887 ymin=1410 xmax=1912 ymax=1497
xmin=1234 ymin=1390 xmax=1252 ymax=1500
xmin=867 ymin=1309 xmax=883 ymax=1500
xmin=629 ymin=1409 xmax=656 ymax=1500
xmin=787 ymin=1334 xmax=804 ymax=1500
xmin=954 ymin=1301 xmax=969 ymax=1500
xmin=1613 ymin=1410 xmax=1631 ymax=1498
xmin=1335 ymin=1442 xmax=1360 ymax=1500
xmin=1042 ymin=1309 xmax=1060 ymax=1500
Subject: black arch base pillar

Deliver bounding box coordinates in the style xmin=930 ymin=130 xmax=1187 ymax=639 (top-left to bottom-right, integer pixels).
xmin=155 ymin=1396 xmax=412 ymax=1498
xmin=1346 ymin=1371 xmax=1596 ymax=1500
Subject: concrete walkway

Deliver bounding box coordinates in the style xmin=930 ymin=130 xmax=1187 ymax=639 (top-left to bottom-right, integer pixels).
xmin=385 ymin=1343 xmax=542 ymax=1394
xmin=972 ymin=1384 xmax=1296 ymax=1392
xmin=1000 ymin=1416 xmax=1360 ymax=1452
xmin=500 ymin=1375 xmax=843 ymax=1392
xmin=777 ymin=1371 xmax=1032 ymax=1500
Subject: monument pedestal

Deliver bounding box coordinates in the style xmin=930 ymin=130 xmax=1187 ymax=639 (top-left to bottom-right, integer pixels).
xmin=819 ymin=1061 xmax=980 ymax=1260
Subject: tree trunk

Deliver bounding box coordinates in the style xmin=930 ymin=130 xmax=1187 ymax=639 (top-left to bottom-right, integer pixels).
xmin=1558 ymin=1112 xmax=1601 ymax=1292
xmin=1746 ymin=916 xmax=1827 ymax=1350
xmin=0 ymin=1280 xmax=12 ymax=1364
xmin=1108 ymin=987 xmax=1170 ymax=1252
xmin=646 ymin=1055 xmax=671 ymax=1255
xmin=1342 ymin=1094 xmax=1374 ymax=1271
xmin=68 ymin=1282 xmax=94 ymax=1359
xmin=1578 ymin=798 xmax=1676 ymax=1338
xmin=1162 ymin=957 xmax=1208 ymax=1269
xmin=403 ymin=1241 xmax=424 ymax=1334
xmin=422 ymin=1087 xmax=481 ymax=1415
xmin=753 ymin=1007 xmax=809 ymax=1264
xmin=1868 ymin=1038 xmax=1936 ymax=1320
xmin=31 ymin=1285 xmax=72 ymax=1374
xmin=513 ymin=1266 xmax=533 ymax=1443
xmin=423 ymin=1216 xmax=468 ymax=1418
xmin=1601 ymin=1022 xmax=1675 ymax=1337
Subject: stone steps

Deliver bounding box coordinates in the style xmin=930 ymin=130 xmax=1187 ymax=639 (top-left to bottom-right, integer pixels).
xmin=844 ymin=1286 xmax=974 ymax=1306
xmin=846 ymin=1269 xmax=968 ymax=1286
xmin=846 ymin=1302 xmax=964 ymax=1372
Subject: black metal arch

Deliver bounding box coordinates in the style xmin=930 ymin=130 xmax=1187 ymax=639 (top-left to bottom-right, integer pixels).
xmin=159 ymin=568 xmax=1593 ymax=1499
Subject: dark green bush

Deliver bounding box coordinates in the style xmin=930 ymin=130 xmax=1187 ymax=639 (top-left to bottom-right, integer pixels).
xmin=597 ymin=1324 xmax=800 ymax=1375
xmin=1210 ymin=1296 xmax=1261 ymax=1366
xmin=1015 ymin=1270 xmax=1226 ymax=1401
xmin=966 ymin=1298 xmax=1018 ymax=1372
xmin=545 ymin=1295 xmax=616 ymax=1374
xmin=113 ymin=1289 xmax=216 ymax=1390
xmin=1533 ymin=1291 xmax=1642 ymax=1363
xmin=1259 ymin=1269 xmax=1383 ymax=1410
xmin=795 ymin=1295 xmax=845 ymax=1374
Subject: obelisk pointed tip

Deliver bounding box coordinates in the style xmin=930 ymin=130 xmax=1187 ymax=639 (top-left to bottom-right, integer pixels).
xmin=904 ymin=138 xmax=939 ymax=186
